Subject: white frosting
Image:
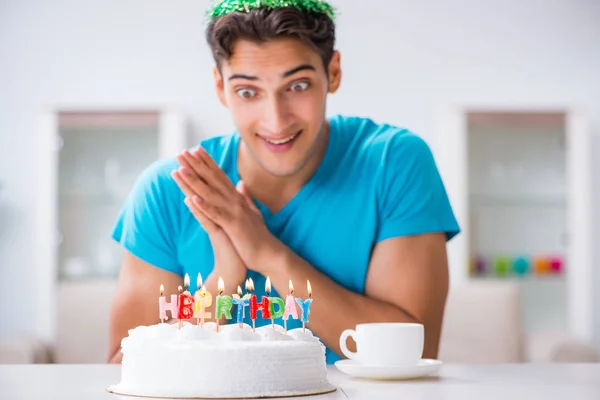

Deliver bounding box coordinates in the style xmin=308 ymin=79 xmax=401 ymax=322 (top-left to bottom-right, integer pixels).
xmin=115 ymin=323 xmax=330 ymax=398
xmin=256 ymin=325 xmax=293 ymax=341
xmin=219 ymin=323 xmax=261 ymax=341
xmin=287 ymin=327 xmax=320 ymax=342
xmin=179 ymin=324 xmax=218 ymax=341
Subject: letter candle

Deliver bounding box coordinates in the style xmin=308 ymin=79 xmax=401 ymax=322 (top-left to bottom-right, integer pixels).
xmin=159 ymin=284 xmax=178 ymax=323
xmin=266 ymin=277 xmax=285 ymax=329
xmin=193 ymin=273 xmax=212 ymax=326
xmin=215 ymin=277 xmax=233 ymax=332
xmin=283 ymin=280 xmax=299 ymax=333
xmin=177 ymin=274 xmax=195 ymax=329
xmin=232 ymin=285 xmax=250 ymax=328
xmin=295 ymin=280 xmax=313 ymax=333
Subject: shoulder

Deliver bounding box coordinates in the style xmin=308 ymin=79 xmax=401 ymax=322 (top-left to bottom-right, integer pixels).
xmin=330 ymin=114 xmax=433 ymax=169
xmin=195 ymin=133 xmax=239 ymax=167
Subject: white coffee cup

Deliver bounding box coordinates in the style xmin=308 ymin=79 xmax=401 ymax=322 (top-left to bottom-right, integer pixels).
xmin=339 ymin=322 xmax=424 ymax=366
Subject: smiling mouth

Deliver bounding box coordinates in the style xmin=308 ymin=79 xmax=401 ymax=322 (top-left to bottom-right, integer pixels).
xmin=258 ymin=130 xmax=302 ymax=145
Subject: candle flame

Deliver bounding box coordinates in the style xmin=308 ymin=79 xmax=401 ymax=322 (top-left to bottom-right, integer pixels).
xmin=178 ymin=285 xmax=183 ymax=293
xmin=289 ymin=279 xmax=294 ymax=294
xmin=184 ymin=273 xmax=190 ymax=288
xmin=307 ymin=280 xmax=312 ymax=298
xmin=248 ymin=278 xmax=255 ymax=292
xmin=237 ymin=285 xmax=242 ymax=296
xmin=218 ymin=276 xmax=224 ymax=294
xmin=245 ymin=279 xmax=250 ymax=292
xmin=197 ymin=273 xmax=203 ymax=289
xmin=160 ymin=284 xmax=164 ymax=296
xmin=265 ymin=276 xmax=271 ymax=295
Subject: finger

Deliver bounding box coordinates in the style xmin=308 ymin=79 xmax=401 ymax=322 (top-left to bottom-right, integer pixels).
xmin=184 ymin=197 xmax=219 ymax=234
xmin=182 ymin=150 xmax=232 ymax=197
xmin=192 ymin=148 xmax=237 ymax=194
xmin=192 ymin=193 xmax=225 ymax=227
xmin=178 ymin=166 xmax=220 ymax=205
xmin=171 ymin=170 xmax=196 ymax=198
xmin=236 ymin=181 xmax=261 ymax=215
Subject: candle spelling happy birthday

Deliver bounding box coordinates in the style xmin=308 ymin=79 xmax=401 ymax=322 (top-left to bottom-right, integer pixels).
xmin=295 ymin=280 xmax=313 ymax=333
xmin=177 ymin=274 xmax=195 ymax=329
xmin=215 ymin=277 xmax=233 ymax=333
xmin=283 ymin=280 xmax=299 ymax=333
xmin=159 ymin=284 xmax=178 ymax=323
xmin=193 ymin=273 xmax=212 ymax=327
xmin=158 ymin=276 xmax=313 ymax=332
xmin=265 ymin=277 xmax=285 ymax=329
xmin=232 ymin=282 xmax=251 ymax=328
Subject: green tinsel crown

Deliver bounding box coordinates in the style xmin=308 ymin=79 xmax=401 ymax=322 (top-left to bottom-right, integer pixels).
xmin=206 ymin=0 xmax=336 ymax=22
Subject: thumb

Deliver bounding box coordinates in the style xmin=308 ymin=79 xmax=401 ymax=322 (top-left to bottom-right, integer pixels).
xmin=236 ymin=181 xmax=260 ymax=214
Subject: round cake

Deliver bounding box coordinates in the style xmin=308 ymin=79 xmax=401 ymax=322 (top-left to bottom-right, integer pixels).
xmin=109 ymin=322 xmax=333 ymax=399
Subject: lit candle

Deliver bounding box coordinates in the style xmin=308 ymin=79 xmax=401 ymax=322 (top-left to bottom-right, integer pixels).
xmin=177 ymin=274 xmax=195 ymax=329
xmin=283 ymin=280 xmax=299 ymax=333
xmin=159 ymin=284 xmax=178 ymax=323
xmin=295 ymin=280 xmax=313 ymax=332
xmin=250 ymin=278 xmax=271 ymax=332
xmin=265 ymin=277 xmax=285 ymax=329
xmin=193 ymin=273 xmax=212 ymax=327
xmin=232 ymin=284 xmax=251 ymax=328
xmin=215 ymin=277 xmax=233 ymax=332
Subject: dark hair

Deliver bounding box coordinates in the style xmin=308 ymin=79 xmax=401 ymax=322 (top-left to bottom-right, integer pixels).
xmin=206 ymin=7 xmax=336 ymax=72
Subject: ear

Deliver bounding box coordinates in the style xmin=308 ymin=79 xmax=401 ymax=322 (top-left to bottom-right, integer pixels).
xmin=213 ymin=66 xmax=228 ymax=107
xmin=327 ymin=51 xmax=342 ymax=94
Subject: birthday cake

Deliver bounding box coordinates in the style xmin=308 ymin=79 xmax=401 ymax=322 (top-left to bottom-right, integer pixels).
xmin=109 ymin=278 xmax=333 ymax=398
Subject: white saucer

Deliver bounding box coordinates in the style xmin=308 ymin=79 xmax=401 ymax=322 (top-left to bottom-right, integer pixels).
xmin=334 ymin=359 xmax=442 ymax=380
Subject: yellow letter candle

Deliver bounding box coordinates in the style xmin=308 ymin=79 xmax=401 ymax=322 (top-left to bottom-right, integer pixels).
xmin=193 ymin=273 xmax=212 ymax=327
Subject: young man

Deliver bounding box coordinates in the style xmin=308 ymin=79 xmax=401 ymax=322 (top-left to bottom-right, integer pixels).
xmin=108 ymin=0 xmax=460 ymax=365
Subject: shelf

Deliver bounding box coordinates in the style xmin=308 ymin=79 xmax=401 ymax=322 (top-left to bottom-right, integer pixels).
xmin=470 ymin=194 xmax=566 ymax=208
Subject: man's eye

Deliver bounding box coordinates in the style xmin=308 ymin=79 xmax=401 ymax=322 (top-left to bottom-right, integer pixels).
xmin=236 ymin=88 xmax=256 ymax=99
xmin=290 ymin=82 xmax=309 ymax=92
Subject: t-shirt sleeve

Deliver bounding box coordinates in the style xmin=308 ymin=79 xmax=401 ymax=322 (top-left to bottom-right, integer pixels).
xmin=376 ymin=132 xmax=460 ymax=243
xmin=111 ymin=159 xmax=183 ymax=275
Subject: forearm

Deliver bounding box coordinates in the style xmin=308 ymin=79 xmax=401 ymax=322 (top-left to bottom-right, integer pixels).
xmin=261 ymin=242 xmax=420 ymax=358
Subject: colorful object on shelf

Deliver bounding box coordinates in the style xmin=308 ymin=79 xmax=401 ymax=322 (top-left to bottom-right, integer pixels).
xmin=494 ymin=256 xmax=511 ymax=276
xmin=549 ymin=256 xmax=564 ymax=274
xmin=534 ymin=256 xmax=551 ymax=275
xmin=474 ymin=256 xmax=486 ymax=276
xmin=513 ymin=256 xmax=529 ymax=276
xmin=469 ymin=253 xmax=565 ymax=278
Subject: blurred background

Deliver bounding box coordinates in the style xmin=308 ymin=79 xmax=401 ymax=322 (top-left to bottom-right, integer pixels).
xmin=1 ymin=0 xmax=599 ymax=364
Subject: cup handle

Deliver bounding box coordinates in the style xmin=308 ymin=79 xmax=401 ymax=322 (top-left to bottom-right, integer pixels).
xmin=339 ymin=329 xmax=358 ymax=360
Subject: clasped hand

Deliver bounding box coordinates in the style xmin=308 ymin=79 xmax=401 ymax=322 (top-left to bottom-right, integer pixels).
xmin=171 ymin=147 xmax=275 ymax=272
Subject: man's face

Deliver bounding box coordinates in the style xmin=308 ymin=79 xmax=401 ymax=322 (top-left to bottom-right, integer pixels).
xmin=215 ymin=37 xmax=341 ymax=177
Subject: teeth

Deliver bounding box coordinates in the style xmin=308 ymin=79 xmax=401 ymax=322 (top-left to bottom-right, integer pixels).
xmin=264 ymin=132 xmax=299 ymax=145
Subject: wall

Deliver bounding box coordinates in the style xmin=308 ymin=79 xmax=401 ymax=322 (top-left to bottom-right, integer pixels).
xmin=1 ymin=0 xmax=599 ymax=348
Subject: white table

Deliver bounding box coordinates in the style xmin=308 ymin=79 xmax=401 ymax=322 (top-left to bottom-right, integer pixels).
xmin=1 ymin=364 xmax=599 ymax=400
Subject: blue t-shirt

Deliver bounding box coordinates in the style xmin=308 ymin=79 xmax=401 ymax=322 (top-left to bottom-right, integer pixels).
xmin=112 ymin=114 xmax=460 ymax=364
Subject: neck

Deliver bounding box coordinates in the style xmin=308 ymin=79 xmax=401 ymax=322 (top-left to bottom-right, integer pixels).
xmin=237 ymin=121 xmax=330 ymax=210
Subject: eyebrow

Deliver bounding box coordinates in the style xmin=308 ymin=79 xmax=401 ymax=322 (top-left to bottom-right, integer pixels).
xmin=228 ymin=64 xmax=316 ymax=81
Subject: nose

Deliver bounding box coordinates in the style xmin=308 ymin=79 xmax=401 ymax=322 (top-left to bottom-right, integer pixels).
xmin=261 ymin=95 xmax=293 ymax=135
